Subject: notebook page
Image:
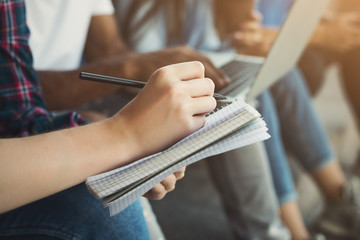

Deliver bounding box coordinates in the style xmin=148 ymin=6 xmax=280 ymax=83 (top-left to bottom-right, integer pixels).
xmin=87 ymin=101 xmax=260 ymax=198
xmin=86 ymin=100 xmax=249 ymax=193
xmin=86 ymin=100 xmax=247 ymax=189
xmin=89 ymin=108 xmax=257 ymax=198
xmin=102 ymin=118 xmax=269 ymax=205
xmin=106 ymin=118 xmax=270 ymax=215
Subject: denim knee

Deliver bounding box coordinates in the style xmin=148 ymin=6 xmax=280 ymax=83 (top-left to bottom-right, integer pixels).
xmin=0 ymin=184 xmax=149 ymax=240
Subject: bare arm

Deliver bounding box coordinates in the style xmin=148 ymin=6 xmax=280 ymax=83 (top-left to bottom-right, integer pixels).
xmin=0 ymin=61 xmax=216 ymax=213
xmin=39 ymin=15 xmax=228 ymax=110
xmin=309 ymin=12 xmax=360 ymax=56
xmin=214 ymin=0 xmax=360 ymax=58
xmin=38 ymin=15 xmax=133 ymax=110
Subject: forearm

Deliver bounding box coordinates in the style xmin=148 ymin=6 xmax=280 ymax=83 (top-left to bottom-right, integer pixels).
xmin=214 ymin=0 xmax=255 ymax=39
xmin=308 ymin=22 xmax=330 ymax=50
xmin=40 ymin=48 xmax=211 ymax=110
xmin=307 ymin=11 xmax=360 ymax=55
xmin=0 ymin=118 xmax=136 ymax=213
xmin=39 ymin=52 xmax=142 ymax=110
xmin=0 ymin=61 xmax=216 ymax=213
xmin=39 ymin=13 xmax=143 ymax=110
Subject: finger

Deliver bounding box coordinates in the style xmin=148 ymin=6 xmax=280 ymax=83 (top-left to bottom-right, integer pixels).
xmin=251 ymin=10 xmax=263 ymax=22
xmin=182 ymin=78 xmax=215 ymax=97
xmin=244 ymin=32 xmax=263 ymax=46
xmin=230 ymin=32 xmax=246 ymax=47
xmin=206 ymin=69 xmax=231 ymax=90
xmin=160 ymin=174 xmax=177 ymax=192
xmin=160 ymin=61 xmax=205 ymax=81
xmin=185 ymin=115 xmax=207 ymax=132
xmin=232 ymin=31 xmax=244 ymax=41
xmin=202 ymin=61 xmax=231 ymax=89
xmin=239 ymin=21 xmax=261 ymax=31
xmin=173 ymin=167 xmax=186 ymax=180
xmin=231 ymin=28 xmax=263 ymax=48
xmin=232 ymin=35 xmax=256 ymax=48
xmin=143 ymin=183 xmax=167 ymax=200
xmin=190 ymin=96 xmax=217 ymax=116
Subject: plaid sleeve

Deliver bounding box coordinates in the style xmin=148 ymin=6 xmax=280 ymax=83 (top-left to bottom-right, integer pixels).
xmin=0 ymin=0 xmax=86 ymax=137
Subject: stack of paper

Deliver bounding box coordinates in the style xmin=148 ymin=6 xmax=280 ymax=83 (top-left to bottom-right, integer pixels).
xmin=86 ymin=99 xmax=270 ymax=216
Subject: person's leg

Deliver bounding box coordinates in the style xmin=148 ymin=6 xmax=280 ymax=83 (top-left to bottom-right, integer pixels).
xmin=280 ymin=202 xmax=309 ymax=240
xmin=0 ymin=183 xmax=149 ymax=240
xmin=268 ymin=69 xmax=360 ymax=238
xmin=340 ymin=47 xmax=360 ymax=176
xmin=206 ymin=141 xmax=290 ymax=240
xmin=340 ymin=47 xmax=360 ymax=128
xmin=258 ymin=90 xmax=310 ymax=240
xmin=298 ymin=48 xmax=333 ymax=97
xmin=269 ymin=68 xmax=345 ymax=201
xmin=140 ymin=197 xmax=166 ymax=240
xmin=312 ymin=161 xmax=346 ymax=201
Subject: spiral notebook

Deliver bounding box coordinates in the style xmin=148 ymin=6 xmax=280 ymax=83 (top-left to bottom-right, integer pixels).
xmin=86 ymin=99 xmax=269 ymax=216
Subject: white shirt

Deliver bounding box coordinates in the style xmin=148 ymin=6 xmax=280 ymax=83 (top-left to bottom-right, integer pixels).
xmin=26 ymin=0 xmax=114 ymax=70
xmin=114 ymin=0 xmax=222 ymax=53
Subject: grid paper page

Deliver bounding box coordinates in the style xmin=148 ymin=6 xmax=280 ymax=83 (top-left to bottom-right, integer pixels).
xmin=86 ymin=100 xmax=248 ymax=188
xmin=106 ymin=118 xmax=270 ymax=215
xmin=86 ymin=100 xmax=249 ymax=192
xmin=89 ymin=109 xmax=256 ymax=197
xmin=87 ymin=101 xmax=260 ymax=198
xmin=103 ymin=118 xmax=268 ymax=205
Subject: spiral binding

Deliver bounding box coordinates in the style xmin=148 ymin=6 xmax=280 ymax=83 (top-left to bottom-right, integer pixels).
xmin=207 ymin=97 xmax=236 ymax=116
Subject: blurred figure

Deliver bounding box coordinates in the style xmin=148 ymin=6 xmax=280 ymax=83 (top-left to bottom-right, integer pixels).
xmin=24 ymin=0 xmax=228 ymax=239
xmin=215 ymin=0 xmax=360 ymax=239
xmin=114 ymin=1 xmax=291 ymax=239
xmin=0 ymin=0 xmax=207 ymax=239
xmin=235 ymin=0 xmax=360 ymax=133
xmin=115 ymin=0 xmax=359 ymax=240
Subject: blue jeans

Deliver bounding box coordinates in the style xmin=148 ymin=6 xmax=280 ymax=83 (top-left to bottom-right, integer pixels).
xmin=0 ymin=183 xmax=149 ymax=240
xmin=258 ymin=69 xmax=334 ymax=205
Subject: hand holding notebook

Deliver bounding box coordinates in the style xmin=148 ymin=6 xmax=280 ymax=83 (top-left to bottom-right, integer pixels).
xmin=85 ymin=97 xmax=269 ymax=216
xmin=79 ymin=70 xmax=269 ymax=216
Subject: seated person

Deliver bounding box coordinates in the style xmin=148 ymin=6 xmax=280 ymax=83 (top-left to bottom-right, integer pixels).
xmin=114 ymin=0 xmax=356 ymax=240
xmin=227 ymin=0 xmax=360 ymax=139
xmin=0 ymin=1 xmax=216 ymax=239
xmin=26 ymin=0 xmax=289 ymax=239
xmin=117 ymin=0 xmax=360 ymax=239
xmin=24 ymin=0 xmax=230 ymax=238
xmin=216 ymin=0 xmax=360 ymax=239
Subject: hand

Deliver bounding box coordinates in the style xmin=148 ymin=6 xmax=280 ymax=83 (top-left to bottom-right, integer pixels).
xmin=110 ymin=61 xmax=217 ymax=160
xmin=143 ymin=167 xmax=186 ymax=200
xmin=236 ymin=27 xmax=279 ymax=57
xmin=225 ymin=10 xmax=278 ymax=57
xmin=130 ymin=46 xmax=231 ymax=90
xmin=229 ymin=11 xmax=264 ymax=49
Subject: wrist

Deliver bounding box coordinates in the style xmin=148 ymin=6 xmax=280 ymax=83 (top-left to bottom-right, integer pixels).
xmin=102 ymin=115 xmax=140 ymax=168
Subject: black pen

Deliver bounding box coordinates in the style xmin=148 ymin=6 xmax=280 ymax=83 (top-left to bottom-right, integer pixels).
xmin=79 ymin=72 xmax=230 ymax=102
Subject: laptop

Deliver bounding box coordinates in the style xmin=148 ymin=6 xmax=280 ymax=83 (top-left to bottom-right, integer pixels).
xmin=209 ymin=0 xmax=330 ymax=102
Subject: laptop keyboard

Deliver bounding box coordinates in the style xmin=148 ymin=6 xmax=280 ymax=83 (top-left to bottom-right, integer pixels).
xmin=219 ymin=60 xmax=262 ymax=96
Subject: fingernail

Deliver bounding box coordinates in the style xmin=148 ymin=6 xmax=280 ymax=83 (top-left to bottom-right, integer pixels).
xmin=234 ymin=32 xmax=243 ymax=39
xmin=224 ymin=75 xmax=231 ymax=83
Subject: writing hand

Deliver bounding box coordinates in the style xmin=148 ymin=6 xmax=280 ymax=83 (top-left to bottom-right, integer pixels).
xmin=109 ymin=61 xmax=217 ymax=162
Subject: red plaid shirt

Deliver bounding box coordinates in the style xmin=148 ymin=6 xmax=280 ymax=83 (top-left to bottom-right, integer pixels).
xmin=0 ymin=0 xmax=85 ymax=137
